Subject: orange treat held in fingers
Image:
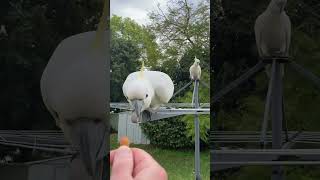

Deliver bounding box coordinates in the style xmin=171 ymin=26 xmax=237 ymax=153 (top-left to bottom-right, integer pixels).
xmin=120 ymin=136 xmax=130 ymax=146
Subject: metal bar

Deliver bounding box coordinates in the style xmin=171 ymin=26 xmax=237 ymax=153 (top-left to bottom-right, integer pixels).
xmin=211 ymin=149 xmax=320 ymax=155
xmin=271 ymin=60 xmax=284 ymax=180
xmin=289 ymin=61 xmax=320 ymax=89
xmin=282 ymin=131 xmax=302 ymax=149
xmin=0 ymin=139 xmax=70 ymax=148
xmin=24 ymin=155 xmax=73 ymax=165
xmin=212 ymin=161 xmax=320 ymax=165
xmin=292 ymin=141 xmax=320 ymax=145
xmin=212 ymin=61 xmax=265 ymax=102
xmin=199 ymin=81 xmax=210 ymax=89
xmin=164 ymin=103 xmax=210 ymax=108
xmin=155 ymin=108 xmax=210 ymax=114
xmin=283 ymin=96 xmax=289 ymax=142
xmin=110 ymin=102 xmax=210 ymax=110
xmin=261 ymin=60 xmax=276 ymax=148
xmin=172 ymin=81 xmax=193 ymax=98
xmin=193 ymin=80 xmax=201 ymax=180
xmin=212 ymin=141 xmax=272 ymax=143
xmin=0 ymin=134 xmax=66 ymax=140
xmin=211 ymin=131 xmax=301 ymax=134
xmin=148 ymin=108 xmax=210 ymax=121
xmin=0 ymin=141 xmax=75 ymax=154
xmin=210 ymin=131 xmax=320 ymax=135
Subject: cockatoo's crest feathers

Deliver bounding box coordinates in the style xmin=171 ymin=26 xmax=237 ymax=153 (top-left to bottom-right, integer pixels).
xmin=92 ymin=0 xmax=108 ymax=50
xmin=268 ymin=0 xmax=287 ymax=13
xmin=138 ymin=61 xmax=145 ymax=79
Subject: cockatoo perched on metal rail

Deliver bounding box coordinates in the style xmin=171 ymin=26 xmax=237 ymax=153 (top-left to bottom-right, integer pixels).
xmin=122 ymin=62 xmax=174 ymax=123
xmin=254 ymin=0 xmax=291 ymax=58
xmin=254 ymin=0 xmax=291 ymax=76
xmin=40 ymin=0 xmax=109 ymax=179
xmin=189 ymin=56 xmax=201 ymax=80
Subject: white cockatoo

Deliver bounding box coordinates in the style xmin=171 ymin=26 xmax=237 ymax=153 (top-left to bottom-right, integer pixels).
xmin=0 ymin=25 xmax=7 ymax=36
xmin=122 ymin=63 xmax=174 ymax=122
xmin=40 ymin=1 xmax=109 ymax=179
xmin=254 ymin=0 xmax=291 ymax=57
xmin=189 ymin=56 xmax=201 ymax=80
xmin=254 ymin=0 xmax=290 ymax=76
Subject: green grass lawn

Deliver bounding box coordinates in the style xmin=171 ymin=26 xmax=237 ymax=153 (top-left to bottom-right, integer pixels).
xmin=110 ymin=133 xmax=210 ymax=180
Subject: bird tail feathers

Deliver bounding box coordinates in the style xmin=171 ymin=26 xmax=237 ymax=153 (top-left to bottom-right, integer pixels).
xmin=70 ymin=119 xmax=108 ymax=180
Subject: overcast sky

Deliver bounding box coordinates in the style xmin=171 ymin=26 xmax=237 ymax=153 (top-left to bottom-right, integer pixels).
xmin=110 ymin=0 xmax=167 ymax=25
xmin=110 ymin=0 xmax=199 ymax=25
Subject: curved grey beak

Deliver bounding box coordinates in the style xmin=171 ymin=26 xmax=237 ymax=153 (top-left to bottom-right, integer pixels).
xmin=131 ymin=100 xmax=143 ymax=123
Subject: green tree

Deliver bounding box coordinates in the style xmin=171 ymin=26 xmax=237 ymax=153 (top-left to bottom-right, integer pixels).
xmin=110 ymin=15 xmax=163 ymax=102
xmin=148 ymin=0 xmax=209 ymax=64
xmin=111 ymin=15 xmax=161 ymax=68
xmin=212 ymin=0 xmax=320 ymax=131
xmin=211 ymin=0 xmax=320 ymax=179
xmin=0 ymin=0 xmax=104 ymax=129
xmin=110 ymin=36 xmax=140 ymax=102
xmin=141 ymin=0 xmax=210 ymax=147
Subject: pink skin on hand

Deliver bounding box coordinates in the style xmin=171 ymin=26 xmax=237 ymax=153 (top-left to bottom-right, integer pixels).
xmin=110 ymin=146 xmax=167 ymax=180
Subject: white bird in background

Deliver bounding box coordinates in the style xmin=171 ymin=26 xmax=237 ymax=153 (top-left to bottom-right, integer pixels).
xmin=4 ymin=155 xmax=13 ymax=163
xmin=254 ymin=0 xmax=291 ymax=76
xmin=123 ymin=62 xmax=174 ymax=123
xmin=40 ymin=1 xmax=109 ymax=179
xmin=0 ymin=25 xmax=7 ymax=36
xmin=190 ymin=56 xmax=201 ymax=80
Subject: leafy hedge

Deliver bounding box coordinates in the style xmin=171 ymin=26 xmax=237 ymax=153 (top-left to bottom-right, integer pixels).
xmin=140 ymin=117 xmax=193 ymax=149
xmin=141 ymin=116 xmax=210 ymax=149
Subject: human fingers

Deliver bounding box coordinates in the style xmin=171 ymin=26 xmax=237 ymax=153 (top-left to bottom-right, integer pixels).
xmin=110 ymin=146 xmax=134 ymax=180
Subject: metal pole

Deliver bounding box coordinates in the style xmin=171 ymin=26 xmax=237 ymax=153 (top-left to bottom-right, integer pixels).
xmin=289 ymin=61 xmax=320 ymax=89
xmin=261 ymin=61 xmax=276 ymax=148
xmin=172 ymin=81 xmax=193 ymax=98
xmin=271 ymin=60 xmax=284 ymax=180
xmin=212 ymin=61 xmax=265 ymax=102
xmin=193 ymin=80 xmax=201 ymax=180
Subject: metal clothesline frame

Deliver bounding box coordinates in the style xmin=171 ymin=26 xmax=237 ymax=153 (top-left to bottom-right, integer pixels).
xmin=112 ymin=76 xmax=210 ymax=180
xmin=211 ymin=57 xmax=320 ymax=180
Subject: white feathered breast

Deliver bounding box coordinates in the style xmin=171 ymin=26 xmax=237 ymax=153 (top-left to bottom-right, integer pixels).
xmin=123 ymin=71 xmax=174 ymax=107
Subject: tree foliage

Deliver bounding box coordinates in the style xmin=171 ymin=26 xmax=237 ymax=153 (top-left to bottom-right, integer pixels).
xmin=211 ymin=0 xmax=320 ymax=132
xmin=110 ymin=15 xmax=163 ymax=102
xmin=0 ymin=0 xmax=114 ymax=162
xmin=141 ymin=0 xmax=210 ymax=148
xmin=211 ymin=0 xmax=320 ymax=178
xmin=0 ymin=0 xmax=104 ymax=129
xmin=111 ymin=15 xmax=161 ymax=68
xmin=110 ymin=36 xmax=140 ymax=102
xmin=148 ymin=0 xmax=210 ymax=69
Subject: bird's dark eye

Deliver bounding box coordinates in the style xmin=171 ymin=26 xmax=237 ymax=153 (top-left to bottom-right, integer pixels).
xmin=146 ymin=94 xmax=148 ymax=98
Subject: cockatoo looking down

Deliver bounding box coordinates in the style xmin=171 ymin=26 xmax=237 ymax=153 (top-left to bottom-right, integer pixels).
xmin=40 ymin=1 xmax=109 ymax=179
xmin=189 ymin=57 xmax=201 ymax=80
xmin=254 ymin=0 xmax=291 ymax=76
xmin=123 ymin=63 xmax=174 ymax=123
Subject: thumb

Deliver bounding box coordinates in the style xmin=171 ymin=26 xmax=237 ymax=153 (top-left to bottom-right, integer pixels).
xmin=111 ymin=146 xmax=133 ymax=180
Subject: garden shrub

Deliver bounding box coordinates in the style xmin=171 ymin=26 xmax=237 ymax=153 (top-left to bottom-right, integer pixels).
xmin=140 ymin=117 xmax=194 ymax=149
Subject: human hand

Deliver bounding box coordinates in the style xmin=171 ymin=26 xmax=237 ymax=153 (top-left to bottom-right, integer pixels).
xmin=110 ymin=146 xmax=167 ymax=180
